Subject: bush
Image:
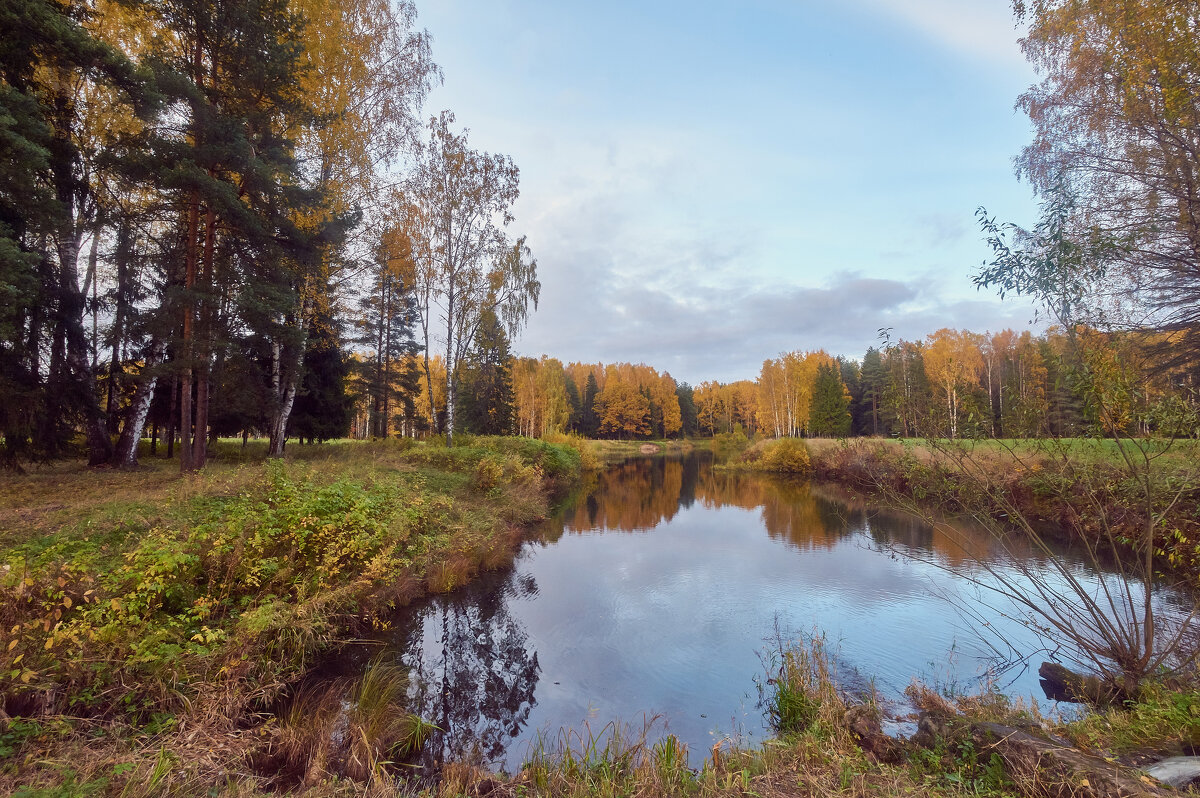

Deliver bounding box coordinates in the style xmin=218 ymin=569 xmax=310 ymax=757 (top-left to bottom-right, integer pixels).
xmin=541 ymin=432 xmax=601 ymax=471
xmin=760 ymin=437 xmax=811 ymax=475
xmin=712 ymin=429 xmax=749 ymax=463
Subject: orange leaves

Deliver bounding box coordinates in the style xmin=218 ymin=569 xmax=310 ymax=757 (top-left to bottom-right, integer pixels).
xmin=596 ymin=382 xmax=651 ymax=439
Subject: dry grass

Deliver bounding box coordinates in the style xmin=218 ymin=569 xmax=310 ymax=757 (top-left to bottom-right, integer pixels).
xmin=582 ymin=438 xmax=696 ymax=465
xmin=0 ymin=438 xmax=577 ymax=796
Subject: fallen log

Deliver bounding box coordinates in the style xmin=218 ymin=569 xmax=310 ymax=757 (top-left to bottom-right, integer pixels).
xmin=1038 ymin=661 xmax=1125 ymax=706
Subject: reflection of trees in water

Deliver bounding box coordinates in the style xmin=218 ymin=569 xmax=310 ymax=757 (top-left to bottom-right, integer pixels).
xmin=544 ymin=453 xmax=1063 ymax=568
xmin=394 ymin=567 xmax=541 ymax=771
xmin=543 ymin=453 xmax=869 ymax=550
xmin=552 ymin=457 xmax=689 ymax=534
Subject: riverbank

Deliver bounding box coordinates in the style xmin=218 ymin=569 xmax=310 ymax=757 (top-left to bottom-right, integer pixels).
xmin=416 ymin=635 xmax=1200 ymax=797
xmin=0 ymin=437 xmax=580 ymax=794
xmin=583 ymin=438 xmax=702 ymax=464
xmin=4 ymin=438 xmax=1197 ymax=796
xmin=803 ymin=437 xmax=1200 ymax=587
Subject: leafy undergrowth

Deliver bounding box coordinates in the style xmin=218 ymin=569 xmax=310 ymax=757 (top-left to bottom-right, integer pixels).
xmin=0 ymin=437 xmax=579 ymax=795
xmin=718 ymin=437 xmax=812 ymax=475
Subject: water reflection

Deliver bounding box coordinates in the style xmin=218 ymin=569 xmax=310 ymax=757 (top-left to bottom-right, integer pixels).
xmin=385 ymin=452 xmax=1177 ymax=774
xmin=391 ymin=568 xmax=541 ymax=770
xmin=549 ymin=455 xmax=1007 ymax=563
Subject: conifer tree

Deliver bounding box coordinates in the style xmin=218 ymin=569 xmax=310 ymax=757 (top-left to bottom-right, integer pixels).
xmin=563 ymin=374 xmax=582 ymax=433
xmin=352 ymin=251 xmax=421 ymax=438
xmin=0 ymin=0 xmax=151 ymax=465
xmin=838 ymin=356 xmax=864 ymax=435
xmin=808 ymin=362 xmax=851 ymax=437
xmin=675 ymin=382 xmax=699 ymax=437
xmin=859 ymin=347 xmax=886 ymax=436
xmin=145 ymin=0 xmax=332 ymax=469
xmin=580 ymin=373 xmax=600 ymax=437
xmin=456 ymin=310 xmax=516 ymax=435
xmin=289 ymin=297 xmax=352 ymax=443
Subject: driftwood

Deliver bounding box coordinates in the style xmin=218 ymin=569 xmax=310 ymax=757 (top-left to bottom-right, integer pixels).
xmin=971 ymin=722 xmax=1177 ymax=797
xmin=1038 ymin=662 xmax=1125 ymax=706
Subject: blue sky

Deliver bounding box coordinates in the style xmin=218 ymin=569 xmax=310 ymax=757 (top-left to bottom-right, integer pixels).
xmin=417 ymin=0 xmax=1043 ymax=384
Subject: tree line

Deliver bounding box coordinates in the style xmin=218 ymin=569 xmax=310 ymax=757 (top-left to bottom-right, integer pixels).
xmin=473 ymin=325 xmax=1195 ymax=442
xmin=11 ymin=0 xmax=1200 ymax=461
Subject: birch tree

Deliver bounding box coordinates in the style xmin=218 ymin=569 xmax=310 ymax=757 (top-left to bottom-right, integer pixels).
xmin=401 ymin=111 xmax=539 ymax=444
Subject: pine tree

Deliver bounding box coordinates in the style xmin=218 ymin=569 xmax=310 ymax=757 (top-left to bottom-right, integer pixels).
xmin=145 ymin=0 xmax=332 ymax=469
xmin=0 ymin=0 xmax=151 ymax=465
xmin=859 ymin=347 xmax=886 ymax=436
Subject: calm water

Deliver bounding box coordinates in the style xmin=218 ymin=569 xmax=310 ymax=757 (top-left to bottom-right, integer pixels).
xmin=376 ymin=452 xmax=1172 ymax=773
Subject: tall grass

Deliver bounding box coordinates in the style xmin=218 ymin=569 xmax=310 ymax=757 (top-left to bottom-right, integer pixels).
xmin=760 ymin=632 xmax=850 ymax=743
xmin=522 ymin=716 xmax=697 ymax=797
xmin=0 ymin=437 xmax=577 ymax=796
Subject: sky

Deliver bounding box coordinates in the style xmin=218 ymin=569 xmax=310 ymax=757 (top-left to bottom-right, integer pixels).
xmin=416 ymin=0 xmax=1044 ymax=385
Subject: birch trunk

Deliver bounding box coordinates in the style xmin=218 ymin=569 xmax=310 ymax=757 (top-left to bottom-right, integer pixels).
xmin=267 ymin=311 xmax=306 ymax=457
xmin=113 ymin=339 xmax=166 ymax=469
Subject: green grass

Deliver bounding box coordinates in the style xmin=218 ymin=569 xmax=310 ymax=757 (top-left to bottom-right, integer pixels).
xmin=1058 ymin=683 xmax=1200 ymax=755
xmin=0 ymin=436 xmax=579 ymax=795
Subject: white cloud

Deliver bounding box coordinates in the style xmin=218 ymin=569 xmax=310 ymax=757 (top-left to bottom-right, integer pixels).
xmin=860 ymin=0 xmax=1030 ymax=69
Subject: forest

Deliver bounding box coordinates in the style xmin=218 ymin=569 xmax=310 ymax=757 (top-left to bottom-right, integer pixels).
xmin=0 ymin=0 xmax=538 ymax=471
xmin=502 ymin=324 xmax=1195 ymax=442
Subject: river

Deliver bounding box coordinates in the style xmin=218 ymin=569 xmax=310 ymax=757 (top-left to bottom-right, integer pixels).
xmin=371 ymin=451 xmax=1174 ymax=773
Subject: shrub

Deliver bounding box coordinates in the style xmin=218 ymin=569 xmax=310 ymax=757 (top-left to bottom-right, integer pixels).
xmin=761 ymin=438 xmax=811 ymax=475
xmin=712 ymin=429 xmax=749 ymax=463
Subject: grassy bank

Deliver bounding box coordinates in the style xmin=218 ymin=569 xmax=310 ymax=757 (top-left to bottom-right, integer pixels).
xmin=583 ymin=438 xmax=701 ymax=465
xmin=0 ymin=436 xmax=580 ymax=795
xmin=4 ymin=436 xmax=1196 ymax=796
xmin=802 ymin=436 xmax=1200 ymax=585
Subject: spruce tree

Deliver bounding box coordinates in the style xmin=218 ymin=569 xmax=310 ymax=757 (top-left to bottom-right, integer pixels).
xmin=839 ymin=356 xmax=863 ymax=436
xmin=564 ymin=374 xmax=582 ymax=433
xmin=581 ymin=372 xmax=600 ymax=437
xmin=289 ymin=302 xmax=352 ymax=443
xmin=809 ymin=362 xmax=852 ymax=437
xmin=675 ymin=382 xmax=698 ymax=437
xmin=455 ymin=310 xmax=516 ymax=435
